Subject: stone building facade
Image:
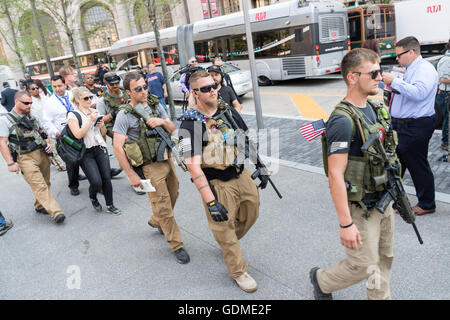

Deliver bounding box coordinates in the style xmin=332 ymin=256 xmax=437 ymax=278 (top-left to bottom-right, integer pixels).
xmin=0 ymin=0 xmax=284 ymax=78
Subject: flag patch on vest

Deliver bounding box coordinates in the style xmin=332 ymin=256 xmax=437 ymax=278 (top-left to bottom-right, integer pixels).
xmin=180 ymin=137 xmax=192 ymax=153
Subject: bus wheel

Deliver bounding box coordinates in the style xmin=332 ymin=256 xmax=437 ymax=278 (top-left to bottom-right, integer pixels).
xmin=258 ymin=76 xmax=272 ymax=86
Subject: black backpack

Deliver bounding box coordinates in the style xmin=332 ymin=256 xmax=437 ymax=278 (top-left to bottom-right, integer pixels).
xmin=56 ymin=111 xmax=86 ymax=166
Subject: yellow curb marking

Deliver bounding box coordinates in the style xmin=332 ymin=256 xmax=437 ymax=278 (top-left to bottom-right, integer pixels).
xmin=289 ymin=94 xmax=330 ymax=120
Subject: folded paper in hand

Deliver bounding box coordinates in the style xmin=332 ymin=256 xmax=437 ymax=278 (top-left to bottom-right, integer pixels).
xmin=133 ymin=179 xmax=156 ymax=193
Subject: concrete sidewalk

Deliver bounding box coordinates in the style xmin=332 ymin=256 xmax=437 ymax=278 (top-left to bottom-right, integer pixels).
xmin=1 ymin=154 xmax=449 ymax=300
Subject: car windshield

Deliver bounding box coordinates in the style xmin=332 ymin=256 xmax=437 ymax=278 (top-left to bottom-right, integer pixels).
xmin=221 ymin=63 xmax=239 ymax=74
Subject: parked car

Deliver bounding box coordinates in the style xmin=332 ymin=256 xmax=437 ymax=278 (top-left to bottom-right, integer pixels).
xmin=168 ymin=62 xmax=252 ymax=101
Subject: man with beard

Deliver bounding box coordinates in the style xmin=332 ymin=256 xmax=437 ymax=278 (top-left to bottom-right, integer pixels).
xmin=310 ymin=48 xmax=398 ymax=300
xmin=207 ymin=65 xmax=243 ymax=113
xmin=0 ymin=91 xmax=65 ymax=223
xmin=178 ymin=70 xmax=259 ymax=293
xmin=113 ymin=72 xmax=190 ymax=264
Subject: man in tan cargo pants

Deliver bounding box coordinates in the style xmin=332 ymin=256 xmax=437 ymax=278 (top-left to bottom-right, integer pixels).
xmin=310 ymin=48 xmax=396 ymax=300
xmin=178 ymin=70 xmax=259 ymax=293
xmin=0 ymin=91 xmax=65 ymax=223
xmin=113 ymin=72 xmax=189 ymax=264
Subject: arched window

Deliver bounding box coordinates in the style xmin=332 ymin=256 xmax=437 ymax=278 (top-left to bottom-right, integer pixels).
xmin=134 ymin=2 xmax=173 ymax=34
xmin=20 ymin=11 xmax=63 ymax=61
xmin=81 ymin=3 xmax=118 ymax=50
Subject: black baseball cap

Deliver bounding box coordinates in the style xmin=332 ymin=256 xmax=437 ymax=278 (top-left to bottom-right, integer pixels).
xmin=207 ymin=65 xmax=222 ymax=75
xmin=104 ymin=72 xmax=121 ymax=84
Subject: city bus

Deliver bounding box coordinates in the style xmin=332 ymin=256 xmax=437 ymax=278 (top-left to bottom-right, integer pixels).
xmin=345 ymin=1 xmax=396 ymax=59
xmin=109 ymin=0 xmax=350 ymax=85
xmin=25 ymin=47 xmax=111 ymax=83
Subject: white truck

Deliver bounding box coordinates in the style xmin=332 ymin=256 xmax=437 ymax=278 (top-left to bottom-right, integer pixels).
xmin=395 ymin=0 xmax=449 ymax=53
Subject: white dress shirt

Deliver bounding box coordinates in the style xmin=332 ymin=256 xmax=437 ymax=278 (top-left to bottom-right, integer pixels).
xmin=43 ymin=90 xmax=73 ymax=138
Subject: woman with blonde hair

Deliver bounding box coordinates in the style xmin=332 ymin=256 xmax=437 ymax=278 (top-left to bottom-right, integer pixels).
xmin=67 ymin=87 xmax=121 ymax=215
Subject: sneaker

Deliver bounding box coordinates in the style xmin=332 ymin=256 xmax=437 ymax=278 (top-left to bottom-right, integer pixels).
xmin=70 ymin=188 xmax=80 ymax=196
xmin=91 ymin=198 xmax=102 ymax=212
xmin=54 ymin=214 xmax=66 ymax=224
xmin=148 ymin=221 xmax=164 ymax=235
xmin=106 ymin=205 xmax=121 ymax=215
xmin=234 ymin=272 xmax=258 ymax=293
xmin=174 ymin=248 xmax=190 ymax=264
xmin=0 ymin=219 xmax=13 ymax=237
xmin=35 ymin=208 xmax=49 ymax=215
xmin=110 ymin=168 xmax=123 ymax=178
xmin=310 ymin=267 xmax=333 ymax=300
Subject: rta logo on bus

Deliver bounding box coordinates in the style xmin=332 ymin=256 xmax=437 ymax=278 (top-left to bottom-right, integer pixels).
xmin=255 ymin=11 xmax=266 ymax=21
xmin=66 ymin=265 xmax=81 ymax=290
xmin=427 ymin=4 xmax=441 ymax=13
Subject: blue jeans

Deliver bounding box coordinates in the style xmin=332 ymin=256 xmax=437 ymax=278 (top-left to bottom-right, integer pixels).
xmin=0 ymin=211 xmax=5 ymax=226
xmin=436 ymin=91 xmax=449 ymax=145
xmin=159 ymin=97 xmax=169 ymax=115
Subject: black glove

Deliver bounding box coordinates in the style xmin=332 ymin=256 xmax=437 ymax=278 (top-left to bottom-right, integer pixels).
xmin=258 ymin=174 xmax=269 ymax=189
xmin=207 ymin=200 xmax=228 ymax=222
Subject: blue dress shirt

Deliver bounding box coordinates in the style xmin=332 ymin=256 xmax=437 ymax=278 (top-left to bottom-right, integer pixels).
xmin=390 ymin=56 xmax=439 ymax=119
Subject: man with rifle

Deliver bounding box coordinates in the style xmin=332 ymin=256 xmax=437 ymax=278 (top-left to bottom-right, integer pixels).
xmin=112 ymin=72 xmax=190 ymax=265
xmin=311 ymin=48 xmax=420 ymax=300
xmin=178 ymin=70 xmax=271 ymax=293
xmin=0 ymin=91 xmax=65 ymax=224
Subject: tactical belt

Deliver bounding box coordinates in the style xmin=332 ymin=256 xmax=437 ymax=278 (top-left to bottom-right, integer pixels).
xmin=391 ymin=116 xmax=431 ymax=124
xmin=203 ymin=166 xmax=241 ymax=182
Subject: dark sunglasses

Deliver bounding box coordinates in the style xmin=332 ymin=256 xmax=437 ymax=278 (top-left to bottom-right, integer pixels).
xmin=352 ymin=69 xmax=383 ymax=80
xmin=189 ymin=60 xmax=198 ymax=63
xmin=19 ymin=100 xmax=33 ymax=105
xmin=193 ymin=83 xmax=218 ymax=93
xmin=82 ymin=96 xmax=94 ymax=101
xmin=29 ymin=87 xmax=38 ymax=91
xmin=133 ymin=84 xmax=149 ymax=92
xmin=396 ymin=50 xmax=410 ymax=59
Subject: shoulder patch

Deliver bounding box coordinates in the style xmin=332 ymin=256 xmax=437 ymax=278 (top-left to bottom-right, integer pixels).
xmin=177 ymin=109 xmax=207 ymax=122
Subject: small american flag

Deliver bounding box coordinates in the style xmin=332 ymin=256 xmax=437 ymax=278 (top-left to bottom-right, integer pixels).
xmin=299 ymin=119 xmax=326 ymax=141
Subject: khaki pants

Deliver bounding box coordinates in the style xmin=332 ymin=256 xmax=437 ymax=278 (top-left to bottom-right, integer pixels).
xmin=203 ymin=169 xmax=260 ymax=279
xmin=142 ymin=159 xmax=183 ymax=251
xmin=17 ymin=149 xmax=64 ymax=220
xmin=49 ymin=137 xmax=65 ymax=169
xmin=317 ymin=202 xmax=395 ymax=300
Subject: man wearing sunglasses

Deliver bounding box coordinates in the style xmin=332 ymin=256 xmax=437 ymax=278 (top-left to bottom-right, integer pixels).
xmin=113 ymin=72 xmax=190 ymax=265
xmin=178 ymin=70 xmax=259 ymax=293
xmin=381 ymin=36 xmax=439 ymax=216
xmin=179 ymin=57 xmax=203 ymax=109
xmin=311 ymin=48 xmax=399 ymax=300
xmin=0 ymin=91 xmax=65 ymax=224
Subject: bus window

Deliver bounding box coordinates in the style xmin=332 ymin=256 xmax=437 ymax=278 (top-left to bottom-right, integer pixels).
xmin=229 ymin=35 xmax=248 ymax=60
xmin=254 ymin=29 xmax=291 ymax=58
xmin=291 ymin=25 xmax=314 ymax=55
xmin=348 ymin=12 xmax=362 ymax=42
xmin=385 ymin=9 xmax=395 ymax=38
xmin=364 ymin=14 xmax=375 ymax=40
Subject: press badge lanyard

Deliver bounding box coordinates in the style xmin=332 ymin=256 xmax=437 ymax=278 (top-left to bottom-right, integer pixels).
xmin=55 ymin=93 xmax=73 ymax=112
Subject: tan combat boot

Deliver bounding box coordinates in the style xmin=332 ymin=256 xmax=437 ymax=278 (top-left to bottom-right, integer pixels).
xmin=234 ymin=272 xmax=258 ymax=293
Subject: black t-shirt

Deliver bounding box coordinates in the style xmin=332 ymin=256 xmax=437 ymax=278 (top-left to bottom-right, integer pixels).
xmin=178 ymin=106 xmax=248 ymax=159
xmin=326 ymin=103 xmax=377 ymax=156
xmin=218 ymin=85 xmax=237 ymax=107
